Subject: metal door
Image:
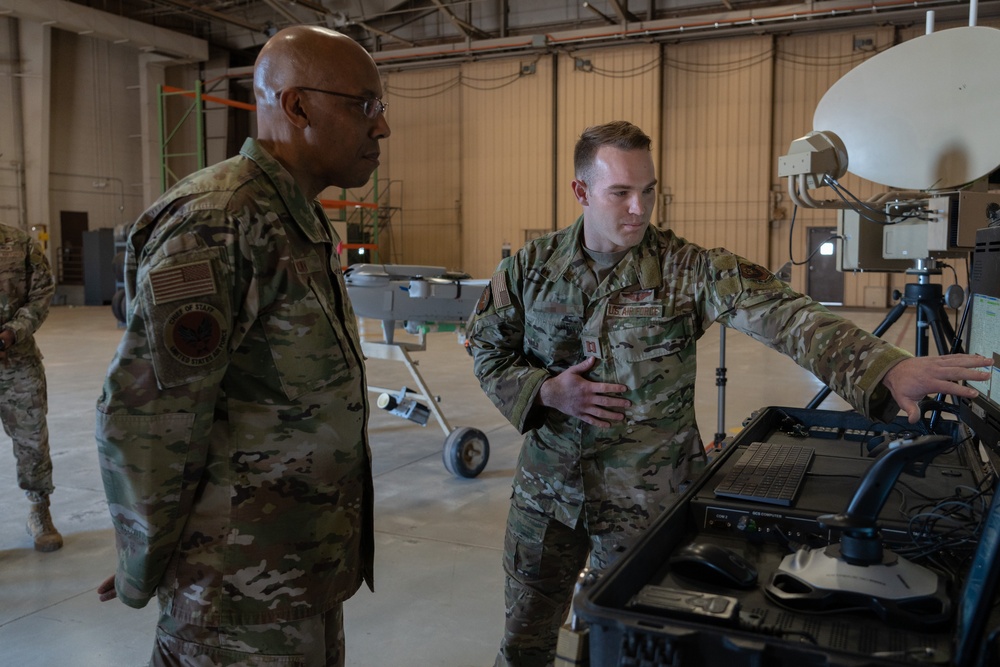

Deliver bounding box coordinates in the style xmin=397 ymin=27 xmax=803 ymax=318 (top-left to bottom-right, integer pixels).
xmin=807 ymin=226 xmax=843 ymax=305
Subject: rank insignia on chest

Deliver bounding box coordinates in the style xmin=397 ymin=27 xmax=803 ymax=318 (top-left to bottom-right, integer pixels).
xmin=582 ymin=335 xmax=602 ymax=359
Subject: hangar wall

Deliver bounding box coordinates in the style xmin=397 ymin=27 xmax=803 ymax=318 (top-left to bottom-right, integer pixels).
xmin=2 ymin=15 xmax=990 ymax=306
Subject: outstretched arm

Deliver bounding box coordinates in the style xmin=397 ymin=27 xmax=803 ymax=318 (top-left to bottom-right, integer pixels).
xmin=881 ymin=354 xmax=993 ymax=423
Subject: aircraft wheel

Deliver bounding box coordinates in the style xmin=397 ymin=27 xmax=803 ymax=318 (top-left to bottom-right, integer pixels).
xmin=443 ymin=427 xmax=489 ymax=478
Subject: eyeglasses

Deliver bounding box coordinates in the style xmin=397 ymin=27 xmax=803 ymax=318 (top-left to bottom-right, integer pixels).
xmin=295 ymin=86 xmax=387 ymax=119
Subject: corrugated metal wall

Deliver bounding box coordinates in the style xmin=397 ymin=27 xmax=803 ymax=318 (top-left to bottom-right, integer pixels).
xmin=379 ymin=19 xmax=998 ymax=309
xmin=555 ymin=44 xmax=662 ymax=233
xmin=378 ymin=66 xmax=463 ymax=270
xmin=460 ymin=56 xmax=554 ymax=276
xmin=662 ymin=36 xmax=773 ymax=264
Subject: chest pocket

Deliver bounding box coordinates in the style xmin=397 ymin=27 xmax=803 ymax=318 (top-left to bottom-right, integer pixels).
xmin=525 ymin=301 xmax=585 ymax=369
xmin=262 ymin=258 xmax=354 ymax=401
xmin=607 ymin=313 xmax=694 ymax=363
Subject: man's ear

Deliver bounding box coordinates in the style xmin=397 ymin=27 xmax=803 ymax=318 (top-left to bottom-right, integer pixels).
xmin=280 ymin=89 xmax=310 ymax=129
xmin=571 ymin=179 xmax=589 ymax=206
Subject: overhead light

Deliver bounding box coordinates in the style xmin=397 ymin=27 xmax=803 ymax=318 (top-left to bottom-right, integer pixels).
xmin=78 ymin=29 xmax=94 ymax=35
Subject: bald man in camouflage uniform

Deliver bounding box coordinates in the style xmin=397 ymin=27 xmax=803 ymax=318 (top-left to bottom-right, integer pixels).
xmin=95 ymin=26 xmax=390 ymax=666
xmin=467 ymin=121 xmax=992 ymax=667
xmin=0 ymin=222 xmax=61 ymax=552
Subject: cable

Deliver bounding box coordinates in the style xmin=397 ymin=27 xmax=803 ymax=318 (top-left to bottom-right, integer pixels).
xmin=785 ymin=203 xmax=842 ymax=266
xmin=823 ymin=175 xmax=932 ymax=225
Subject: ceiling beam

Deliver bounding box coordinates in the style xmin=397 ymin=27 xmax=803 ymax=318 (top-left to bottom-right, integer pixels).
xmin=259 ymin=0 xmax=302 ymax=26
xmin=352 ymin=19 xmax=417 ymax=47
xmin=428 ymin=0 xmax=491 ymax=40
xmin=582 ymin=2 xmax=616 ymax=25
xmin=607 ymin=0 xmax=640 ymax=23
xmin=370 ymin=0 xmax=1000 ymax=67
xmin=0 ymin=0 xmax=207 ymax=60
xmin=157 ymin=0 xmax=265 ymax=34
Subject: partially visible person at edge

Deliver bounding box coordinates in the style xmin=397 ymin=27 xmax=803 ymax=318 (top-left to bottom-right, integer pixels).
xmin=0 ymin=222 xmax=61 ymax=552
xmin=94 ymin=26 xmax=390 ymax=667
xmin=466 ymin=120 xmax=993 ymax=667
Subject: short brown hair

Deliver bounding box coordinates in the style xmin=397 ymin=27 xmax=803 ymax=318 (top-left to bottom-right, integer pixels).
xmin=574 ymin=121 xmax=652 ymax=182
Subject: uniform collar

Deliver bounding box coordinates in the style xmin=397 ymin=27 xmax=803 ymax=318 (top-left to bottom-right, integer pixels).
xmin=240 ymin=138 xmax=332 ymax=245
xmin=542 ymin=216 xmax=663 ymax=291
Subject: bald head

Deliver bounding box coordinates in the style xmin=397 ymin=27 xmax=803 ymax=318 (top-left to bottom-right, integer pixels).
xmin=254 ymin=26 xmax=371 ymax=125
xmin=250 ymin=25 xmax=390 ymax=198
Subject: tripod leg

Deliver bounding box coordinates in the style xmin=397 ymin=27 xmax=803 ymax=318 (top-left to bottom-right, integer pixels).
xmin=924 ymin=302 xmax=961 ymax=430
xmin=805 ymin=300 xmax=909 ymax=410
xmin=921 ymin=301 xmax=960 ymax=357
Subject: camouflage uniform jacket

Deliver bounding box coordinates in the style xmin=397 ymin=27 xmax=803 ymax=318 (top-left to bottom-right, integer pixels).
xmin=96 ymin=138 xmax=374 ymax=627
xmin=0 ymin=223 xmax=54 ymax=360
xmin=468 ymin=218 xmax=908 ymax=533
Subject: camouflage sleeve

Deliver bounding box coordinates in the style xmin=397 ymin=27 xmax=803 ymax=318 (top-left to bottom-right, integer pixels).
xmin=5 ymin=237 xmax=54 ymax=344
xmin=95 ymin=212 xmax=237 ymax=608
xmin=709 ymin=253 xmax=909 ymax=422
xmin=467 ymin=259 xmax=551 ymax=434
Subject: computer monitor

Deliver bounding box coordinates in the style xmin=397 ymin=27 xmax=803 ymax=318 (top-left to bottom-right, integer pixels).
xmin=959 ymin=225 xmax=1000 ymax=454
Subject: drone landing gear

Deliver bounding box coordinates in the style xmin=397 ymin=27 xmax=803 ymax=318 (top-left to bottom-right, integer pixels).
xmin=363 ymin=335 xmax=490 ymax=479
xmin=443 ymin=427 xmax=489 ymax=478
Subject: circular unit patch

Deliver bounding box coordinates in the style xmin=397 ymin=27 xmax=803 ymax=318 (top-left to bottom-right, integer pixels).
xmin=164 ymin=303 xmax=227 ymax=366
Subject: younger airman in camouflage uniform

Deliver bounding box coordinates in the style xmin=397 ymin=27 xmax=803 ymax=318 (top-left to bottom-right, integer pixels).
xmin=0 ymin=222 xmax=61 ymax=552
xmin=95 ymin=27 xmax=390 ymax=666
xmin=467 ymin=121 xmax=992 ymax=667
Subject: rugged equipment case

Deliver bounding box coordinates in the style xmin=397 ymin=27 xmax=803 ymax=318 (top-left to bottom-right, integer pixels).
xmin=576 ymin=406 xmax=1000 ymax=667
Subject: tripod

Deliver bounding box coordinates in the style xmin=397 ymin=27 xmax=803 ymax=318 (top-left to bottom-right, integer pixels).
xmin=805 ymin=262 xmax=962 ymax=410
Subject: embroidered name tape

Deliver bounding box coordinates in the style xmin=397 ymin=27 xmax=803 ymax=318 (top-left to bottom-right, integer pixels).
xmin=607 ymin=304 xmax=663 ymax=318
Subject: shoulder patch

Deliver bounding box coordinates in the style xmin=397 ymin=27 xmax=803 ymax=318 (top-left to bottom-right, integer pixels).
xmin=491 ymin=271 xmax=512 ymax=309
xmin=163 ymin=303 xmax=228 ymax=367
xmin=476 ymin=283 xmax=492 ymax=314
xmin=738 ymin=262 xmax=773 ymax=284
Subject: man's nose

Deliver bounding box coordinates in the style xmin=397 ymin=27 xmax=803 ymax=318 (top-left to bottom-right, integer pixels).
xmin=372 ymin=114 xmax=391 ymax=139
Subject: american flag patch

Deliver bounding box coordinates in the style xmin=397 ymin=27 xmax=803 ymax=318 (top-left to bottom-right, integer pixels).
xmin=150 ymin=260 xmax=216 ymax=305
xmin=491 ymin=271 xmax=512 ymax=309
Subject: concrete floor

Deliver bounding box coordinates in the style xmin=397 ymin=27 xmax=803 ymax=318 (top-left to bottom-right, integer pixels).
xmin=0 ymin=303 xmax=923 ymax=666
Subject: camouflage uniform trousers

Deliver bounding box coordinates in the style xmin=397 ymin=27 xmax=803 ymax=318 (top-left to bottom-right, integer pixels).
xmin=151 ymin=604 xmax=345 ymax=667
xmin=495 ymin=497 xmax=632 ymax=667
xmin=0 ymin=355 xmax=53 ymax=501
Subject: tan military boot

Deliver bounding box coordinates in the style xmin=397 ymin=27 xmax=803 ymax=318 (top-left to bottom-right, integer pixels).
xmin=27 ymin=498 xmax=63 ymax=552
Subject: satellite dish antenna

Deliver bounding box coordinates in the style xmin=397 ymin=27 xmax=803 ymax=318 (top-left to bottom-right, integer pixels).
xmin=814 ymin=26 xmax=1000 ymax=191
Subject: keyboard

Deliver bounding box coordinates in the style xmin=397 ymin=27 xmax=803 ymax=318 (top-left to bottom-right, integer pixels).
xmin=713 ymin=442 xmax=814 ymax=507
